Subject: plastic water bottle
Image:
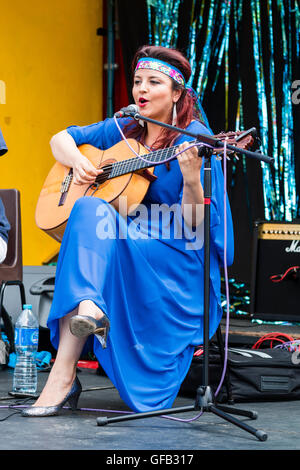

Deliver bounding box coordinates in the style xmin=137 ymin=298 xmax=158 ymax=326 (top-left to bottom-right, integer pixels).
xmin=12 ymin=304 xmax=39 ymax=395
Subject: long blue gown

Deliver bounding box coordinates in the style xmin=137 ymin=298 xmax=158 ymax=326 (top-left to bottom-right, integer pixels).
xmin=47 ymin=118 xmax=234 ymax=412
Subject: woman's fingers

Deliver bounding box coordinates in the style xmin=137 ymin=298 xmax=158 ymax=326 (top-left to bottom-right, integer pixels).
xmin=73 ymin=158 xmax=103 ymax=185
xmin=177 ymin=142 xmax=201 ymax=165
xmin=177 ymin=142 xmax=203 ymax=183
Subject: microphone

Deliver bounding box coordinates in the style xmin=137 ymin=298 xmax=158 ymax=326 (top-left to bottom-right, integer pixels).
xmin=114 ymin=104 xmax=139 ymax=118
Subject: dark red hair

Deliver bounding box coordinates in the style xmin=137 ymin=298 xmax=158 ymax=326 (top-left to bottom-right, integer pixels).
xmin=123 ymin=45 xmax=197 ymax=151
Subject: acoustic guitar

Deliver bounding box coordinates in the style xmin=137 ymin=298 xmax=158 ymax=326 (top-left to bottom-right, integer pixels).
xmin=35 ymin=130 xmax=256 ymax=242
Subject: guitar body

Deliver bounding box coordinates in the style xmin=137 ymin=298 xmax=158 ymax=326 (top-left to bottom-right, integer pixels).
xmin=35 ymin=139 xmax=154 ymax=242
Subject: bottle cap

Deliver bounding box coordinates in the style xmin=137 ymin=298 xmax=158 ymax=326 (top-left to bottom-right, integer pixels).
xmin=22 ymin=304 xmax=32 ymax=309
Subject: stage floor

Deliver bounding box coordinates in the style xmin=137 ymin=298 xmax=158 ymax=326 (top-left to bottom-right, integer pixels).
xmin=0 ymin=366 xmax=299 ymax=452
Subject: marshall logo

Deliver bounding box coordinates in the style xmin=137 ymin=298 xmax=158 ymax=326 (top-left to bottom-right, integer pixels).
xmin=285 ymin=240 xmax=300 ymax=253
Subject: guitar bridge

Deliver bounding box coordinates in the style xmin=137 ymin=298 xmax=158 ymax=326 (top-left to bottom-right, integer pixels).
xmin=58 ymin=169 xmax=73 ymax=206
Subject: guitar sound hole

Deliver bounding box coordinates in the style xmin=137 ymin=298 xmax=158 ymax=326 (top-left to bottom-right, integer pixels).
xmin=95 ymin=164 xmax=112 ymax=184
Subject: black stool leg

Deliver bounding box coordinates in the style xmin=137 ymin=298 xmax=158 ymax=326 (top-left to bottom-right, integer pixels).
xmin=0 ymin=280 xmax=26 ymax=353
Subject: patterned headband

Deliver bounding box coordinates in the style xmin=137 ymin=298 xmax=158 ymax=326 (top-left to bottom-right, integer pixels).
xmin=135 ymin=57 xmax=186 ymax=87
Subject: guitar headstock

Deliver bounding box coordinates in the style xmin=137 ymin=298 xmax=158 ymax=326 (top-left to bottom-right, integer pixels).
xmin=213 ymin=128 xmax=261 ymax=159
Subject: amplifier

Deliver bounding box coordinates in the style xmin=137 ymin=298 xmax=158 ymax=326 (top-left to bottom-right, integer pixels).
xmin=250 ymin=221 xmax=300 ymax=322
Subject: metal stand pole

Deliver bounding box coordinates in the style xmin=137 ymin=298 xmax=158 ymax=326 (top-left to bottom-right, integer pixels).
xmin=96 ymin=146 xmax=268 ymax=442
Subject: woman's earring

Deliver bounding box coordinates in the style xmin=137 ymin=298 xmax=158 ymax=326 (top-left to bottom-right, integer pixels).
xmin=172 ymin=103 xmax=177 ymax=126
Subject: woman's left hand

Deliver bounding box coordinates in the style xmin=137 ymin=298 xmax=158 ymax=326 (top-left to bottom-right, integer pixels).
xmin=177 ymin=142 xmax=203 ymax=185
xmin=177 ymin=142 xmax=204 ymax=227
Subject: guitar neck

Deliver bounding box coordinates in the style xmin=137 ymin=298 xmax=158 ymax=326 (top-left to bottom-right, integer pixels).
xmin=107 ymin=140 xmax=197 ymax=179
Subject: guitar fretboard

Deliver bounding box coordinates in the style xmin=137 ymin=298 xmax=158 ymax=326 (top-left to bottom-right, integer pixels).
xmin=106 ymin=140 xmax=197 ymax=179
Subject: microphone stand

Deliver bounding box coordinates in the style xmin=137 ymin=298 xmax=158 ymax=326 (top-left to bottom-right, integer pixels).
xmin=96 ymin=112 xmax=271 ymax=441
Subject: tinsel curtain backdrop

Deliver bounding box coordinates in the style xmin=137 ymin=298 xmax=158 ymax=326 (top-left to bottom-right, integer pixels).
xmin=116 ymin=0 xmax=299 ymax=282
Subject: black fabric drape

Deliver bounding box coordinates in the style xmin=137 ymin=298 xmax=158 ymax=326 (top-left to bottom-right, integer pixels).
xmin=116 ymin=0 xmax=149 ymax=102
xmin=114 ymin=0 xmax=298 ymax=284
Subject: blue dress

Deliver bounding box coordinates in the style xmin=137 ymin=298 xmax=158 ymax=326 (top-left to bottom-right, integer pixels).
xmin=47 ymin=118 xmax=234 ymax=412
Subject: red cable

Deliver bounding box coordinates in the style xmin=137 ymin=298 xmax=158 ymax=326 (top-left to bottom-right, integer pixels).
xmin=270 ymin=266 xmax=300 ymax=283
xmin=193 ymin=347 xmax=204 ymax=357
xmin=252 ymin=332 xmax=294 ymax=349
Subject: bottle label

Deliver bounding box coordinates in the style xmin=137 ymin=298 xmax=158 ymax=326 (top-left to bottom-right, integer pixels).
xmin=14 ymin=327 xmax=39 ymax=347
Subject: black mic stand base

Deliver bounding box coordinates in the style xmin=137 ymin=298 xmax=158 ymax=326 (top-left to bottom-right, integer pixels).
xmin=96 ymin=386 xmax=267 ymax=441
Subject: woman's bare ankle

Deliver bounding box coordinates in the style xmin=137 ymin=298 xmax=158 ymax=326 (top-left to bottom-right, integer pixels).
xmin=78 ymin=300 xmax=104 ymax=321
xmin=33 ymin=367 xmax=76 ymax=407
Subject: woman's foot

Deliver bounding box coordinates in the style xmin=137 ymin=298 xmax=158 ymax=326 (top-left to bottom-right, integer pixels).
xmin=21 ymin=375 xmax=82 ymax=417
xmin=32 ymin=369 xmax=77 ymax=408
xmin=22 ymin=309 xmax=86 ymax=416
xmin=69 ymin=300 xmax=110 ymax=348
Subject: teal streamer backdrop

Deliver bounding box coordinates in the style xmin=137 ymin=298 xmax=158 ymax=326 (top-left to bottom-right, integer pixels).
xmin=146 ymin=0 xmax=299 ymax=221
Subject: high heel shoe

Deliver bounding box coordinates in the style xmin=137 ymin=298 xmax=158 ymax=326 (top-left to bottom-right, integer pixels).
xmin=21 ymin=376 xmax=82 ymax=417
xmin=69 ymin=314 xmax=110 ymax=349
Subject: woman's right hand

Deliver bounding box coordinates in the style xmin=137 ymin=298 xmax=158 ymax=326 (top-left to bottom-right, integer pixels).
xmin=50 ymin=130 xmax=103 ymax=185
xmin=72 ymin=155 xmax=103 ymax=185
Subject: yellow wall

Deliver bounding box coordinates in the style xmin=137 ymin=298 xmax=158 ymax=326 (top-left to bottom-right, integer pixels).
xmin=0 ymin=0 xmax=103 ymax=265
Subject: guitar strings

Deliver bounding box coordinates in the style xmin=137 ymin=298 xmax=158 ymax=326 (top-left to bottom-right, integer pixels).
xmin=113 ymin=115 xmax=184 ymax=168
xmin=110 ymin=116 xmax=208 ymax=175
xmin=108 ymin=145 xmax=179 ymax=177
xmin=92 ymin=116 xmax=216 ymax=187
xmin=95 ymin=143 xmax=189 ymax=183
xmin=109 ymin=126 xmax=251 ymax=179
xmin=91 ymin=119 xmax=247 ymax=186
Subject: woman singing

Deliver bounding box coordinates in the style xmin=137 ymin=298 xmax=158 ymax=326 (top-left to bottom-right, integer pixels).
xmin=21 ymin=45 xmax=234 ymax=417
